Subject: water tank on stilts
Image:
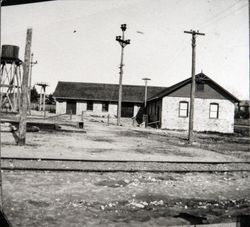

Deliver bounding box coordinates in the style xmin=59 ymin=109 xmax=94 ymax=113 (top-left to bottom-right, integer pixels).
xmin=1 ymin=45 xmax=23 ymax=112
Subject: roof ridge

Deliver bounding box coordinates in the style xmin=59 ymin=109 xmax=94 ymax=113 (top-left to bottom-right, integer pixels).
xmin=54 ymin=81 xmax=167 ymax=103
xmin=148 ymin=73 xmax=239 ymax=103
xmin=57 ymin=81 xmax=167 ymax=88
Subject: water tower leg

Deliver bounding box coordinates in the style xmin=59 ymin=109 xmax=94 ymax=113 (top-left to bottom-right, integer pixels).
xmin=17 ymin=66 xmax=22 ymax=112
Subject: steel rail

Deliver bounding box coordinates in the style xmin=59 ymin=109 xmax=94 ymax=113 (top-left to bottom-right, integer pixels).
xmin=1 ymin=157 xmax=250 ymax=164
xmin=1 ymin=158 xmax=250 ymax=172
xmin=1 ymin=167 xmax=250 ymax=173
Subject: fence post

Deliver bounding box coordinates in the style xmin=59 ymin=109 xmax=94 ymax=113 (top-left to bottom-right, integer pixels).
xmin=81 ymin=111 xmax=84 ymax=121
xmin=143 ymin=114 xmax=148 ymax=128
xmin=107 ymin=114 xmax=110 ymax=126
xmin=70 ymin=110 xmax=72 ymax=120
xmin=132 ymin=117 xmax=135 ymax=127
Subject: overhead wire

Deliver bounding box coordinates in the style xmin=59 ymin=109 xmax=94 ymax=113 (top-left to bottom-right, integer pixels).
xmin=199 ymin=1 xmax=248 ymax=29
xmin=197 ymin=0 xmax=244 ymax=28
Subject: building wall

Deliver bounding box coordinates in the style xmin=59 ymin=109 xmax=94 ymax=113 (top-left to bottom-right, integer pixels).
xmin=161 ymin=97 xmax=235 ymax=133
xmin=76 ymin=102 xmax=87 ymax=115
xmin=93 ymin=102 xmax=102 ymax=113
xmin=56 ymin=101 xmax=66 ymax=114
xmin=56 ymin=100 xmax=139 ymax=117
xmin=109 ymin=103 xmax=118 ymax=116
xmin=133 ymin=104 xmax=141 ymax=117
xmin=76 ymin=101 xmax=118 ymax=116
xmin=77 ymin=102 xmax=108 ymax=116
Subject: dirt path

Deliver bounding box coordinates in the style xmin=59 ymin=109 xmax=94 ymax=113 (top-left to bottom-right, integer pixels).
xmin=1 ymin=119 xmax=248 ymax=162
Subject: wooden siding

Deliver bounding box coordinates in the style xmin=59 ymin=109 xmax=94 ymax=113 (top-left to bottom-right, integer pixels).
xmin=168 ymin=82 xmax=231 ymax=100
xmin=146 ymin=99 xmax=162 ymax=127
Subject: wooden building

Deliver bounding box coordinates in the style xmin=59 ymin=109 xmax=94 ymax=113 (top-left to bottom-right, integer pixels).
xmin=142 ymin=73 xmax=239 ymax=133
xmin=53 ymin=81 xmax=166 ymax=118
xmin=235 ymin=100 xmax=250 ymax=119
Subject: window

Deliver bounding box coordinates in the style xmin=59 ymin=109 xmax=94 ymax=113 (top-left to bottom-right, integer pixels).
xmin=209 ymin=103 xmax=219 ymax=119
xmin=102 ymin=102 xmax=109 ymax=112
xmin=179 ymin=101 xmax=189 ymax=117
xmin=87 ymin=101 xmax=93 ymax=111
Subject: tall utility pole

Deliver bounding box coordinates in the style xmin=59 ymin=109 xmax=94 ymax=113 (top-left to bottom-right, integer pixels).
xmin=184 ymin=30 xmax=205 ymax=144
xmin=18 ymin=28 xmax=33 ymax=146
xmin=0 ymin=0 xmax=4 ymax=210
xmin=28 ymin=53 xmax=37 ymax=113
xmin=142 ymin=77 xmax=151 ymax=107
xmin=116 ymin=24 xmax=130 ymax=126
xmin=249 ymin=0 xmax=250 ymax=100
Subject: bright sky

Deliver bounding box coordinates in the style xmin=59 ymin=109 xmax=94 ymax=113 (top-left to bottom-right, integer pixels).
xmin=2 ymin=0 xmax=249 ymax=99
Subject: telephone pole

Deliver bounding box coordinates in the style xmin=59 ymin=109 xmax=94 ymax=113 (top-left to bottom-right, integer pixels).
xmin=18 ymin=28 xmax=32 ymax=145
xmin=28 ymin=53 xmax=37 ymax=113
xmin=142 ymin=77 xmax=151 ymax=107
xmin=116 ymin=24 xmax=130 ymax=126
xmin=184 ymin=29 xmax=205 ymax=144
xmin=249 ymin=0 xmax=250 ymax=100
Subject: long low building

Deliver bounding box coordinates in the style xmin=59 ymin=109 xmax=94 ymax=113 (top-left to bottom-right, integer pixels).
xmin=53 ymin=81 xmax=166 ymax=117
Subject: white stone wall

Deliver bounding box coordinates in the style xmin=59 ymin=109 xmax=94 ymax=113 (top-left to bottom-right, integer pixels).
xmin=109 ymin=103 xmax=118 ymax=116
xmin=133 ymin=105 xmax=141 ymax=117
xmin=94 ymin=103 xmax=103 ymax=113
xmin=76 ymin=102 xmax=87 ymax=115
xmin=161 ymin=97 xmax=235 ymax=133
xmin=75 ymin=102 xmax=118 ymax=117
xmin=56 ymin=101 xmax=66 ymax=114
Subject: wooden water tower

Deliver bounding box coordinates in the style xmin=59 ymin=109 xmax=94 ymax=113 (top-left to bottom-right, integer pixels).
xmin=0 ymin=45 xmax=23 ymax=112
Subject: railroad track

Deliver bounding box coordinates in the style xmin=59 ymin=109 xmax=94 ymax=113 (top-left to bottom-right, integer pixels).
xmin=1 ymin=157 xmax=250 ymax=172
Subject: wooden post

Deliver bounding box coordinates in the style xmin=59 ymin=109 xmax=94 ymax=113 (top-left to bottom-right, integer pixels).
xmin=27 ymin=53 xmax=33 ymax=113
xmin=142 ymin=78 xmax=151 ymax=107
xmin=43 ymin=87 xmax=46 ymax=118
xmin=107 ymin=114 xmax=110 ymax=126
xmin=70 ymin=110 xmax=72 ymax=120
xmin=116 ymin=24 xmax=130 ymax=126
xmin=184 ymin=30 xmax=205 ymax=144
xmin=27 ymin=53 xmax=35 ymax=115
xmin=39 ymin=86 xmax=42 ymax=111
xmin=81 ymin=111 xmax=84 ymax=121
xmin=18 ymin=28 xmax=32 ymax=146
xmin=143 ymin=114 xmax=148 ymax=128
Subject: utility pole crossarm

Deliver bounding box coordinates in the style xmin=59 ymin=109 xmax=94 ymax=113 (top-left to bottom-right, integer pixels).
xmin=184 ymin=30 xmax=205 ymax=36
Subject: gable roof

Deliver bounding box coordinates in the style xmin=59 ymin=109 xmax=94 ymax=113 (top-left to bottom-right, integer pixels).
xmin=53 ymin=81 xmax=166 ymax=103
xmin=148 ymin=73 xmax=239 ymax=103
xmin=2 ymin=0 xmax=55 ymax=6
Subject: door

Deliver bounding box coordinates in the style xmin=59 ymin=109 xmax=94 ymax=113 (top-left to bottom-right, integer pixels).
xmin=121 ymin=102 xmax=134 ymax=117
xmin=66 ymin=101 xmax=76 ymax=114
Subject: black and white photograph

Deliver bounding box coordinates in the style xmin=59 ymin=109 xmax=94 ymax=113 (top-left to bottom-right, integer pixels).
xmin=0 ymin=0 xmax=249 ymax=226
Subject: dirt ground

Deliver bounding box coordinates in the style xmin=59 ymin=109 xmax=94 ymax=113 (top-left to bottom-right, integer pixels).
xmin=1 ymin=115 xmax=250 ymax=162
xmin=1 ymin=114 xmax=250 ymax=226
xmin=2 ymin=171 xmax=250 ymax=226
